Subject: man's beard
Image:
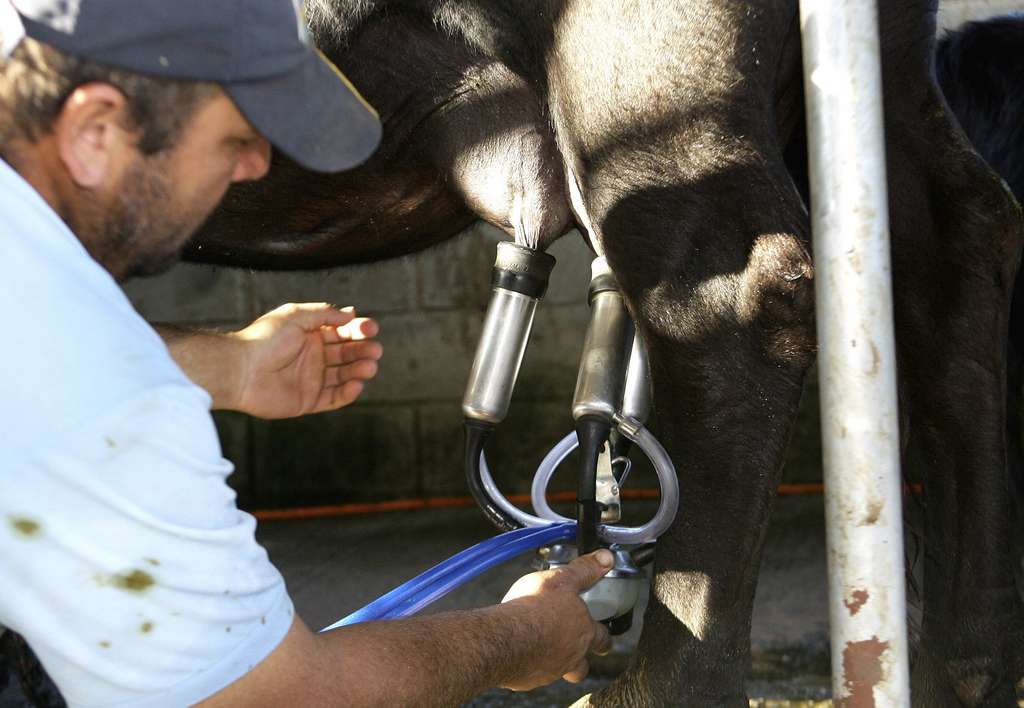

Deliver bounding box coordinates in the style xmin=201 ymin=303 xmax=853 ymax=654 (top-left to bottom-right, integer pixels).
xmin=73 ymin=155 xmax=210 ymax=282
xmin=111 ymin=158 xmax=203 ymax=281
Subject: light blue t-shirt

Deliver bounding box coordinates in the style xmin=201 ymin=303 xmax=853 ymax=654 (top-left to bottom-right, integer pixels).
xmin=0 ymin=157 xmax=294 ymax=707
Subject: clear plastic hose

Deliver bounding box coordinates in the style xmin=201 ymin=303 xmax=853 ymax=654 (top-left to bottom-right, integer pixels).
xmin=478 ymin=448 xmax=563 ymax=529
xmin=478 ymin=417 xmax=677 ymax=547
xmin=530 ymin=431 xmax=579 ymax=521
xmin=320 ymin=422 xmax=676 ymax=629
xmin=530 ymin=418 xmax=679 ymax=546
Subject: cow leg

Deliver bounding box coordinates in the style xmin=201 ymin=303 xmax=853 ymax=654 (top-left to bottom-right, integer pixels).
xmin=877 ymin=3 xmax=1024 ymax=704
xmin=595 ymin=156 xmax=811 ymax=706
xmin=891 ymin=93 xmax=1024 ymax=708
xmin=545 ymin=3 xmax=812 ymax=703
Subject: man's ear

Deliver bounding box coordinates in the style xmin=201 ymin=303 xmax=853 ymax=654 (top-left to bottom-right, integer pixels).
xmin=52 ymin=82 xmax=136 ymax=189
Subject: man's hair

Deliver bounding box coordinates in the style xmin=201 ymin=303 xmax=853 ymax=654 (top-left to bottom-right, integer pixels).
xmin=0 ymin=37 xmax=217 ymax=156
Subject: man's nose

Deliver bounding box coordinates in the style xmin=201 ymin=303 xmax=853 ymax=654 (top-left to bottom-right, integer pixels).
xmin=232 ymin=137 xmax=271 ymax=182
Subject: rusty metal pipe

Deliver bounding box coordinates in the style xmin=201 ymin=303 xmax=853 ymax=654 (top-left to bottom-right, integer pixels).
xmin=800 ymin=0 xmax=911 ymax=704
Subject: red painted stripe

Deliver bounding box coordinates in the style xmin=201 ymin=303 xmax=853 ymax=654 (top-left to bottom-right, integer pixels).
xmin=252 ymin=482 xmax=928 ymax=522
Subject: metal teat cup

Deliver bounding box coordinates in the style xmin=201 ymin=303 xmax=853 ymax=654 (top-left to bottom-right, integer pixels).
xmin=572 ymin=257 xmax=635 ymax=424
xmin=462 ymin=242 xmax=556 ymax=425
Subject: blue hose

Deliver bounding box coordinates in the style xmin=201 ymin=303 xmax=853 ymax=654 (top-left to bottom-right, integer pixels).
xmin=321 ymin=522 xmax=576 ymax=632
xmin=375 ymin=523 xmax=576 ymax=621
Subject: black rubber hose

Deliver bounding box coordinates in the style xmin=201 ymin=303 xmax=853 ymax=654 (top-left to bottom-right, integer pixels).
xmin=576 ymin=415 xmax=611 ymax=553
xmin=464 ymin=420 xmax=522 ymax=532
xmin=631 ymin=543 xmax=657 ymax=568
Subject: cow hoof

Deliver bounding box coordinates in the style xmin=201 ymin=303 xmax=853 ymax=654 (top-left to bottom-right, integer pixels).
xmin=953 ymin=673 xmax=999 ymax=706
xmin=913 ymin=656 xmax=1019 ymax=707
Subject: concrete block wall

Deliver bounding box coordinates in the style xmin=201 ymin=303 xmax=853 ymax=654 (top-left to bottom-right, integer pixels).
xmin=938 ymin=0 xmax=1024 ymax=29
xmin=124 ymin=0 xmax=1016 ymax=510
xmin=125 ymin=219 xmax=825 ymax=510
xmin=124 ymin=224 xmax=601 ymax=509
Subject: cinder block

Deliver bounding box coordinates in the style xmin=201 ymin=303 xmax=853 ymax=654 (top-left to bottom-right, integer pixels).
xmin=417 ymin=400 xmax=576 ymax=497
xmin=417 ymin=222 xmax=501 ymax=311
xmin=249 ymin=404 xmax=417 ymax=508
xmin=413 ymin=401 xmax=464 ymax=496
xmin=359 ymin=310 xmax=482 ymax=403
xmin=251 ymin=260 xmax=416 ymax=315
xmin=416 ymin=223 xmax=595 ymax=310
xmin=937 ymin=0 xmax=1024 ymax=29
xmin=544 ymin=231 xmax=594 ymax=306
xmin=123 ymin=263 xmax=251 ymax=324
xmin=514 ymin=303 xmax=590 ymax=403
xmin=362 ymin=303 xmax=587 ymax=406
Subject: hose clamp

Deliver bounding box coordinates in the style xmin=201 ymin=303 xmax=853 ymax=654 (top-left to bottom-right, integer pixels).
xmin=613 ymin=413 xmax=642 ymax=438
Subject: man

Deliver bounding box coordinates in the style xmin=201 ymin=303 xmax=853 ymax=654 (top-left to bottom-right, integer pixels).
xmin=0 ymin=1 xmax=612 ymax=706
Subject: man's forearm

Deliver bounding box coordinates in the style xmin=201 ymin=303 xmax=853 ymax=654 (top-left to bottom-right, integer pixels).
xmin=202 ymin=605 xmax=552 ymax=708
xmin=319 ymin=604 xmax=543 ymax=706
xmin=201 ymin=554 xmax=611 ymax=707
xmin=155 ymin=324 xmax=243 ymax=410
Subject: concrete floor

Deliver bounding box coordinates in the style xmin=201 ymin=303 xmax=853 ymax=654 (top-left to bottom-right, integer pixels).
xmin=0 ymin=496 xmax=831 ymax=707
xmin=4 ymin=495 xmax=1021 ymax=706
xmin=259 ymin=495 xmax=834 ymax=705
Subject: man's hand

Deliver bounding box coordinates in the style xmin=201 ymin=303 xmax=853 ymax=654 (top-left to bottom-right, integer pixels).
xmin=158 ymin=303 xmax=382 ymax=419
xmin=231 ymin=303 xmax=381 ymax=419
xmin=498 ymin=549 xmax=614 ymax=690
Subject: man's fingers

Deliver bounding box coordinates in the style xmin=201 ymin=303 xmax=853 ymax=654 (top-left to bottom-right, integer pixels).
xmin=338 ymin=359 xmax=379 ymax=384
xmin=324 ymin=366 xmax=341 ymax=388
xmin=312 ymin=379 xmax=364 ymax=413
xmin=324 ymin=340 xmax=383 ymax=366
xmin=559 ymin=549 xmax=615 ymax=592
xmin=323 ymin=317 xmax=378 ymax=343
xmin=323 ymin=360 xmax=378 ymax=389
xmin=268 ymin=303 xmax=379 ymax=337
xmin=342 ymin=317 xmax=377 ymax=341
xmin=275 ymin=303 xmax=356 ymax=332
xmin=590 ymin=622 xmax=612 ymax=656
xmin=562 ymin=659 xmax=590 ymax=684
xmin=344 ymin=340 xmax=383 ymax=363
xmin=334 ymin=379 xmax=364 ymax=407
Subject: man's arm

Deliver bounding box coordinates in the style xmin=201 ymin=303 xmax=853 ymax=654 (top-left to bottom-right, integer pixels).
xmin=156 ymin=302 xmax=382 ymax=419
xmin=199 ymin=551 xmax=614 ymax=707
xmin=155 ymin=323 xmax=245 ymax=410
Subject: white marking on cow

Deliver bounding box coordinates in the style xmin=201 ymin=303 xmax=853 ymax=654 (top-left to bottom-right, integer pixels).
xmin=566 ymin=164 xmax=602 ymax=256
xmin=659 ymin=570 xmax=713 ymax=641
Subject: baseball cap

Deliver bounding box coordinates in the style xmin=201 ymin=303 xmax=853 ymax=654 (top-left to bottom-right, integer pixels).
xmin=3 ymin=0 xmax=382 ymax=172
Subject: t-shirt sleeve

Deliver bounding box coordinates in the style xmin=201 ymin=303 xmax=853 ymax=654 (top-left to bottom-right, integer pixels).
xmin=0 ymin=384 xmax=294 ymax=708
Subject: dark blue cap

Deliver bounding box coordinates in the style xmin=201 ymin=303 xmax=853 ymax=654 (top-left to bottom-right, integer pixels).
xmin=4 ymin=0 xmax=382 ymax=172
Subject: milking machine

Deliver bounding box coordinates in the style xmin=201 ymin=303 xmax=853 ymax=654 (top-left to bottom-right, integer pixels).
xmin=322 ymin=242 xmax=678 ymax=635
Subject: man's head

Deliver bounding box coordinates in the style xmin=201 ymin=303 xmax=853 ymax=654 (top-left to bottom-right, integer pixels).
xmin=0 ymin=38 xmax=255 ymax=278
xmin=0 ymin=0 xmax=381 ymax=280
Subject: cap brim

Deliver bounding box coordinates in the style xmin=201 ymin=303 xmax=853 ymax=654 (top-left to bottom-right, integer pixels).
xmin=227 ymin=50 xmax=382 ymax=173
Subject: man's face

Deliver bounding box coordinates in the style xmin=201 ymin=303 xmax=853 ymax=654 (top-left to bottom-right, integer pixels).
xmin=76 ymin=91 xmax=270 ymax=280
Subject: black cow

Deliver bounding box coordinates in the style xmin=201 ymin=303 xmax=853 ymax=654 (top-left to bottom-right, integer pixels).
xmin=183 ymin=2 xmax=1023 ymax=705
xmin=935 ymin=16 xmax=1024 ymax=524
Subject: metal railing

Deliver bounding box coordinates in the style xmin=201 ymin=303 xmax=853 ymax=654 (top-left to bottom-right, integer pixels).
xmin=799 ymin=1 xmax=911 ymax=704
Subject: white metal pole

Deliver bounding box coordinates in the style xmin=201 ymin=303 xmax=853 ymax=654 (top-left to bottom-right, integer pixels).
xmin=798 ymin=1 xmax=911 ymax=705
